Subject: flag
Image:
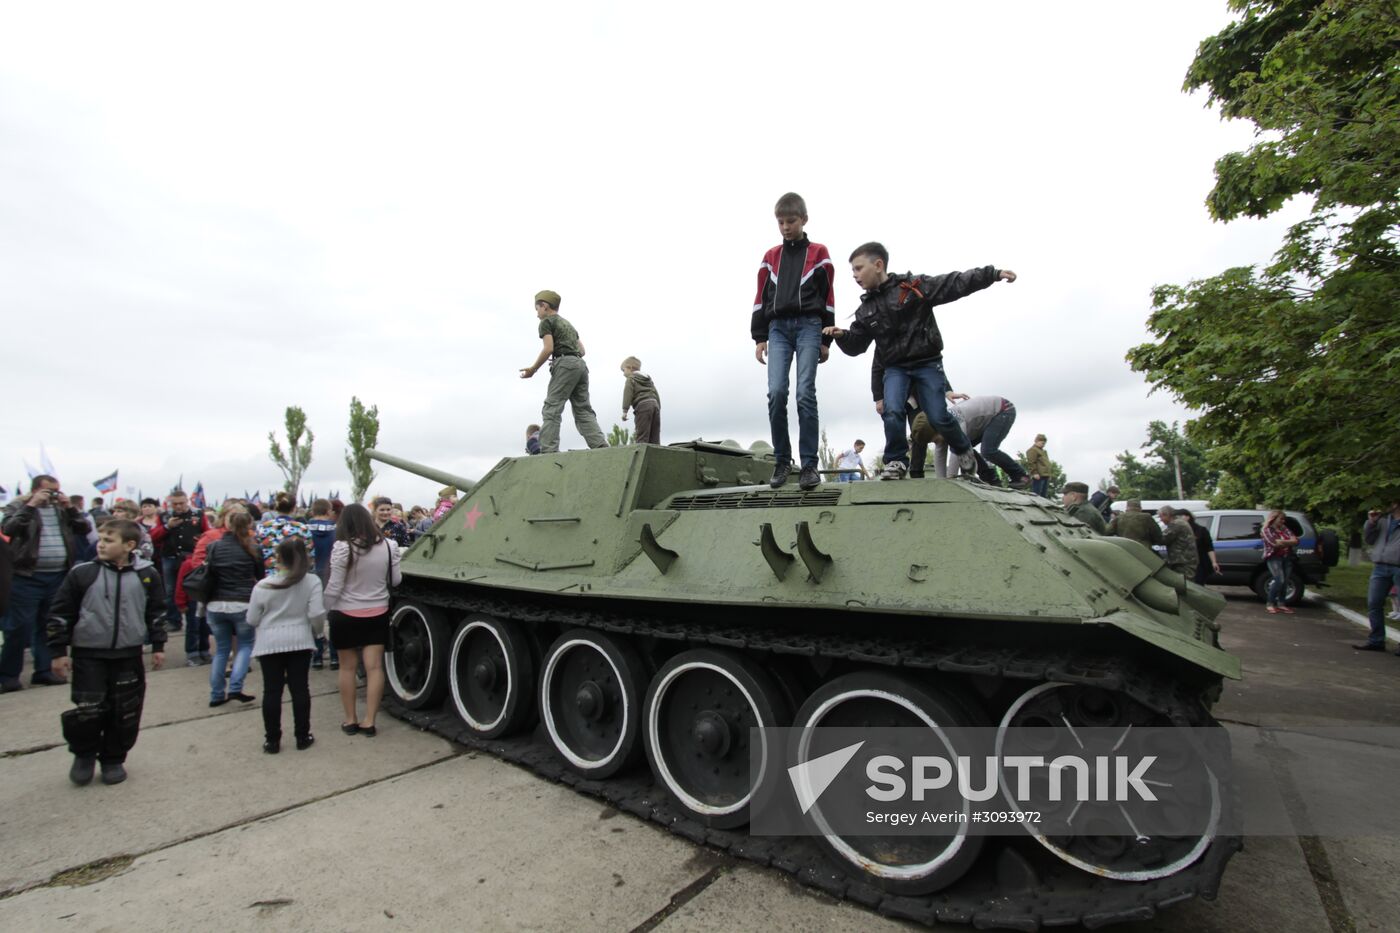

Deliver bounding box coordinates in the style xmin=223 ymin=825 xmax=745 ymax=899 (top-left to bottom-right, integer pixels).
xmin=23 ymin=460 xmax=40 ymax=480
xmin=0 ymin=485 xmax=7 ymax=504
xmin=39 ymin=443 xmax=56 ymax=477
xmin=249 ymin=490 xmax=263 ymax=506
xmin=174 ymin=474 xmax=184 ymax=494
xmin=124 ymin=485 xmax=135 ymax=498
xmin=93 ymin=471 xmax=119 ymax=495
xmin=190 ymin=482 xmax=206 ymax=510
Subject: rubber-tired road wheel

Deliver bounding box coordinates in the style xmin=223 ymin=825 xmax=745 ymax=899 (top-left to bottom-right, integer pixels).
xmin=449 ymin=614 xmax=537 ymax=738
xmin=643 ymin=648 xmax=791 ymax=829
xmin=1251 ymin=569 xmax=1305 ymax=606
xmin=540 ymin=630 xmax=649 ymax=778
xmin=386 ymin=601 xmax=451 ymax=709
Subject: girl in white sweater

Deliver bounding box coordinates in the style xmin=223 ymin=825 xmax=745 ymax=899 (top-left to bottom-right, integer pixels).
xmin=247 ymin=538 xmax=327 ymax=753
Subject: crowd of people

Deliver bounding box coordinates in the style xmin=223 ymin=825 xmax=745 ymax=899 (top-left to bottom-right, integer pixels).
xmin=0 ymin=477 xmax=439 ymax=784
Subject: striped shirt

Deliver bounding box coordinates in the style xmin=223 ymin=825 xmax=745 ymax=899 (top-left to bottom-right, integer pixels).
xmin=34 ymin=507 xmax=69 ymax=573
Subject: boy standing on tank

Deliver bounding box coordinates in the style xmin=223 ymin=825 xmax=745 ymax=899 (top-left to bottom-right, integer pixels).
xmin=47 ymin=519 xmax=167 ymax=786
xmin=824 ymin=243 xmax=1016 ymax=480
xmin=620 ymin=356 xmax=662 ymax=445
xmin=751 ymin=192 xmax=835 ymax=490
xmin=519 ymin=290 xmax=609 ymax=453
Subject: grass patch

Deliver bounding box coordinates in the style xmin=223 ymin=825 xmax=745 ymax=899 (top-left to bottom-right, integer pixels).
xmin=1322 ymin=555 xmax=1384 ymax=615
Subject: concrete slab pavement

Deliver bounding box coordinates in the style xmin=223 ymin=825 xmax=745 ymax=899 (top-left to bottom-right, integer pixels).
xmin=0 ymin=586 xmax=1395 ymax=931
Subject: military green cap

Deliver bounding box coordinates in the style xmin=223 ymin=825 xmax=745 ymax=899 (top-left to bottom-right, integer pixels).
xmin=534 ymin=289 xmax=561 ymax=309
xmin=1064 ymin=481 xmax=1089 ymax=495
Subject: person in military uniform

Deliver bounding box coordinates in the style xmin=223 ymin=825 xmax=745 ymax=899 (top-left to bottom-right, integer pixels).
xmin=1159 ymin=506 xmax=1199 ymax=579
xmin=1060 ymin=482 xmax=1108 ymax=534
xmin=1109 ymin=499 xmax=1164 ymax=548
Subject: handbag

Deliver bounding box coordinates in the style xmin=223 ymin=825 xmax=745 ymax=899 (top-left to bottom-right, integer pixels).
xmin=183 ymin=540 xmax=215 ymax=604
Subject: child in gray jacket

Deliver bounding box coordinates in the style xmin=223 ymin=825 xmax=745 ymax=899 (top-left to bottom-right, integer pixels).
xmin=247 ymin=538 xmax=327 ymax=753
xmin=47 ymin=519 xmax=167 ymax=786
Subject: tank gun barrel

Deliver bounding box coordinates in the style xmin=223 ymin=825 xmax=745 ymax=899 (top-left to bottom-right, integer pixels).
xmin=366 ymin=449 xmax=476 ymax=494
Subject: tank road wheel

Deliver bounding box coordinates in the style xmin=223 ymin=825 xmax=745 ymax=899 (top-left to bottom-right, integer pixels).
xmin=996 ymin=682 xmax=1223 ymax=881
xmin=386 ymin=601 xmax=451 ymax=709
xmin=448 ymin=615 xmax=537 ymax=739
xmin=540 ymin=630 xmax=648 ymax=778
xmin=791 ymin=671 xmax=985 ymax=896
xmin=643 ymin=649 xmax=792 ymax=829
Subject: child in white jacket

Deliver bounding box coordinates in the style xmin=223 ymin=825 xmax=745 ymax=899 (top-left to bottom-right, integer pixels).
xmin=247 ymin=538 xmax=327 ymax=753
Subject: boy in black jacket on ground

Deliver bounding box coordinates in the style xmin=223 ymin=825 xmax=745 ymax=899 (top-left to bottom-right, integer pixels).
xmin=48 ymin=519 xmax=167 ymax=786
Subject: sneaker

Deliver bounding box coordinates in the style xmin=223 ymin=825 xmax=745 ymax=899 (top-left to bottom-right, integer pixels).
xmin=31 ymin=671 xmax=68 ymax=686
xmin=69 ymin=756 xmax=97 ymax=786
xmin=186 ymin=658 xmax=202 ymax=668
xmin=1266 ymin=606 xmax=1280 ymax=614
xmin=879 ymin=460 xmax=908 ymax=481
xmin=798 ymin=465 xmax=820 ymax=490
xmin=312 ymin=659 xmax=324 ymax=671
xmin=263 ymin=739 xmax=280 ymax=754
xmin=1279 ymin=606 xmax=1295 ymax=614
xmin=769 ymin=463 xmax=792 ymax=489
xmin=329 ymin=659 xmax=340 ymax=671
xmin=1009 ymin=475 xmax=1032 ymax=490
xmin=99 ymin=762 xmax=128 ymax=785
xmin=1388 ymin=610 xmax=1400 ymax=621
xmin=210 ymin=697 xmax=229 ymax=708
xmin=296 ymin=734 xmax=315 ymax=751
xmin=955 ymin=448 xmax=978 ymax=475
xmin=1353 ymin=642 xmax=1385 ymax=651
xmin=0 ymin=678 xmax=24 ymax=694
xmin=199 ymin=655 xmax=214 ymax=665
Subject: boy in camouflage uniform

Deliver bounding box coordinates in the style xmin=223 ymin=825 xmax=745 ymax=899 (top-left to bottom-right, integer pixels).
xmin=519 ymin=290 xmax=608 ymax=454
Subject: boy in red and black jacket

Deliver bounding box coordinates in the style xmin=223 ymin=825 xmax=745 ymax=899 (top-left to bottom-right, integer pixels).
xmin=750 ymin=192 xmax=835 ymax=492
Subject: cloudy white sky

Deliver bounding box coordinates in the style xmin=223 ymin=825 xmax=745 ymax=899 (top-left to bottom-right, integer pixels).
xmin=1 ymin=1 xmax=1305 ymax=507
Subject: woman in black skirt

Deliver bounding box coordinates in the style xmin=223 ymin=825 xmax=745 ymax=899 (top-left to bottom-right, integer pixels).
xmin=323 ymin=503 xmax=402 ymax=736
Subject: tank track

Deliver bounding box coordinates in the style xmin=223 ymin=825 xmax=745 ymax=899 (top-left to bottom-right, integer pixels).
xmin=383 ymin=580 xmax=1242 ymax=931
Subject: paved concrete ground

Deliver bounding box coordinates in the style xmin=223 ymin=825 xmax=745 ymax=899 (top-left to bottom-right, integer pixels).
xmin=0 ymin=589 xmax=1393 ymax=931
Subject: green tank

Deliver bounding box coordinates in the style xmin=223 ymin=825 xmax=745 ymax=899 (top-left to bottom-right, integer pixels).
xmin=370 ymin=443 xmax=1240 ymax=928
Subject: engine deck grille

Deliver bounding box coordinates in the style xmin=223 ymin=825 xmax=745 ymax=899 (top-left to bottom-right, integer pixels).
xmin=669 ymin=489 xmax=843 ymax=510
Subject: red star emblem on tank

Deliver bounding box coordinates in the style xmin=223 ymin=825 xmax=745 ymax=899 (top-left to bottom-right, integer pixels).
xmin=463 ymin=504 xmax=484 ymax=530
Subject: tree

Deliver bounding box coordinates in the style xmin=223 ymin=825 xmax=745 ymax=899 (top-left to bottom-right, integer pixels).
xmin=819 ymin=429 xmax=837 ymax=472
xmin=1128 ymin=0 xmax=1400 ymax=522
xmin=608 ymin=423 xmax=633 ymax=447
xmin=344 ymin=397 xmax=380 ymax=503
xmin=1107 ymin=421 xmax=1219 ymax=501
xmin=269 ymin=406 xmax=314 ymax=502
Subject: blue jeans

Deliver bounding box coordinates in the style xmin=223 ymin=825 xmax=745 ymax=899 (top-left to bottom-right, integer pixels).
xmin=766 ymin=315 xmax=822 ymax=468
xmin=183 ymin=608 xmax=209 ymax=658
xmin=838 ymin=471 xmax=862 ymax=482
xmin=977 ymin=405 xmax=1026 ymax=480
xmin=1365 ymin=563 xmax=1400 ymax=647
xmin=1031 ymin=477 xmax=1049 ymax=497
xmin=881 ymin=360 xmax=970 ymax=466
xmin=207 ymin=610 xmax=255 ymax=700
xmin=161 ymin=556 xmax=186 ymax=629
xmin=0 ymin=571 xmax=63 ymax=682
xmin=1265 ymin=556 xmax=1290 ymax=606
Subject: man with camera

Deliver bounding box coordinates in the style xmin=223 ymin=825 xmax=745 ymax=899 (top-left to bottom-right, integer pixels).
xmin=1 ymin=475 xmax=92 ymax=691
xmin=149 ymin=490 xmax=208 ymax=635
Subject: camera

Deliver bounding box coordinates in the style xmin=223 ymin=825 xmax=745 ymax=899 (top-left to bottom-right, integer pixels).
xmin=46 ymin=489 xmax=58 ymax=500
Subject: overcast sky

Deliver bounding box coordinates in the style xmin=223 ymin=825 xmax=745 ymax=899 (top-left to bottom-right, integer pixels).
xmin=0 ymin=1 xmax=1307 ymax=507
